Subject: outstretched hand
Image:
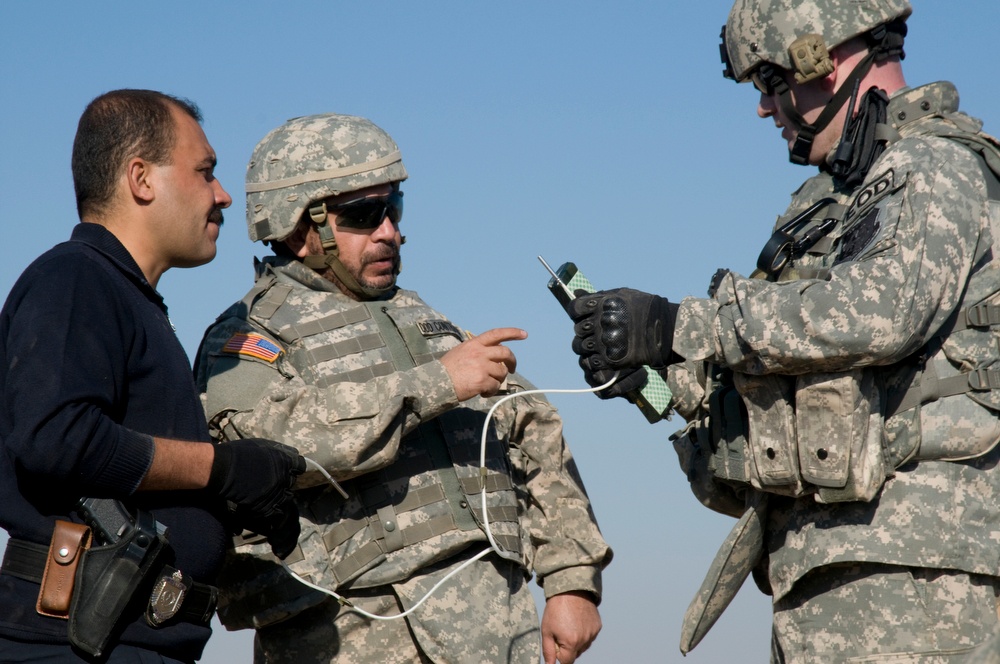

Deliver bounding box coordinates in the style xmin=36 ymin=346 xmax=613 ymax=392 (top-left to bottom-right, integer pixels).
xmin=440 ymin=327 xmax=527 ymax=401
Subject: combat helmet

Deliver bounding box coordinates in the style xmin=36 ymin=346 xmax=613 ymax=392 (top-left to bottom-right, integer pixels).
xmin=721 ymin=0 xmax=911 ymax=164
xmin=245 ymin=113 xmax=407 ymax=243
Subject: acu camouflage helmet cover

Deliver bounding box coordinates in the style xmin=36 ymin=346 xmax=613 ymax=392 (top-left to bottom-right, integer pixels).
xmin=245 ymin=114 xmax=408 ymax=243
xmin=722 ymin=0 xmax=912 ymax=83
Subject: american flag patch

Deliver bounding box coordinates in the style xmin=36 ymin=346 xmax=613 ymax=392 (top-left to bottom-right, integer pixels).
xmin=223 ymin=332 xmax=281 ymax=362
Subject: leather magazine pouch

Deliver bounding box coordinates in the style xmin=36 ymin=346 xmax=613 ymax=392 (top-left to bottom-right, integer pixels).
xmin=36 ymin=520 xmax=91 ymax=619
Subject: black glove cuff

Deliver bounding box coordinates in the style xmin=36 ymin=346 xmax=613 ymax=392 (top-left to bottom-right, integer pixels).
xmin=648 ymin=297 xmax=680 ymax=366
xmin=207 ymin=444 xmax=233 ymax=494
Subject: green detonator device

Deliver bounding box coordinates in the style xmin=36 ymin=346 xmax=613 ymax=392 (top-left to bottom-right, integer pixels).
xmin=539 ymin=257 xmax=672 ymax=423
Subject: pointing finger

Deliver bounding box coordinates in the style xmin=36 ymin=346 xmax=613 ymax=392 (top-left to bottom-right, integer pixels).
xmin=474 ymin=327 xmax=528 ymax=347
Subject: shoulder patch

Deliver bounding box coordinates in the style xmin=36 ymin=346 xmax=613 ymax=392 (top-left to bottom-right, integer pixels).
xmin=835 ymin=168 xmax=903 ymax=265
xmin=845 ymin=169 xmax=894 ymax=221
xmin=223 ymin=332 xmax=282 ymax=363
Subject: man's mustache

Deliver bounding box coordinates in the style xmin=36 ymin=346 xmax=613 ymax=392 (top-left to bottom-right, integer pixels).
xmin=363 ymin=243 xmax=399 ymax=265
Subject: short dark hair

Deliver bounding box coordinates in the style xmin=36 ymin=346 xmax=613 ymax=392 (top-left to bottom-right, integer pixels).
xmin=71 ymin=89 xmax=202 ymax=220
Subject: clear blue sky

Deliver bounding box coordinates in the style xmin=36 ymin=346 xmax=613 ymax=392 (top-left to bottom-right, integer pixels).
xmin=2 ymin=2 xmax=997 ymax=661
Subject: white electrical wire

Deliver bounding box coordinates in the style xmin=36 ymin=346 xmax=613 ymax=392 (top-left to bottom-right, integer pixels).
xmin=303 ymin=457 xmax=348 ymax=499
xmin=281 ymin=371 xmax=620 ymax=621
xmin=478 ymin=372 xmax=619 ymax=562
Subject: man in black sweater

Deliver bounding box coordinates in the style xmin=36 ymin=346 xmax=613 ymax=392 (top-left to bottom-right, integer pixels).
xmin=0 ymin=89 xmax=305 ymax=663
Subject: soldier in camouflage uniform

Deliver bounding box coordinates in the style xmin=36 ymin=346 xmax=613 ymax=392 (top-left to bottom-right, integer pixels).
xmin=195 ymin=114 xmax=612 ymax=664
xmin=567 ymin=1 xmax=1000 ymax=661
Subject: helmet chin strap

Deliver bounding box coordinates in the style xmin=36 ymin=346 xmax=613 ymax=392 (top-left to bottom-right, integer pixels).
xmin=778 ymin=21 xmax=906 ymax=166
xmin=301 ymin=201 xmax=399 ymax=299
xmin=778 ymin=48 xmax=879 ymax=165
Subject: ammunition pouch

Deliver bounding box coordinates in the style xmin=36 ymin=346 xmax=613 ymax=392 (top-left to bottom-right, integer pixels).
xmin=699 ymin=368 xmax=889 ymax=503
xmin=706 ymin=384 xmax=751 ymax=487
xmin=791 ymin=370 xmax=887 ymax=503
xmin=702 ymin=357 xmax=1000 ymax=503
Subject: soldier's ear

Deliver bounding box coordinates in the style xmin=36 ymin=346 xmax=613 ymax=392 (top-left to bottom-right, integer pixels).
xmin=126 ymin=157 xmax=156 ymax=204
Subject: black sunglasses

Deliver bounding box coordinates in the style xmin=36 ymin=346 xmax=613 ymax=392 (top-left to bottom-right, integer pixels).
xmin=327 ymin=190 xmax=404 ymax=230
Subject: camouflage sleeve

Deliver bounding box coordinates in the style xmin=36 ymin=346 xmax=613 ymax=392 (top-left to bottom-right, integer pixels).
xmin=196 ymin=315 xmax=460 ymax=485
xmin=505 ymin=376 xmax=613 ymax=602
xmin=666 ymin=359 xmax=708 ymax=422
xmin=675 ymin=136 xmax=992 ymax=375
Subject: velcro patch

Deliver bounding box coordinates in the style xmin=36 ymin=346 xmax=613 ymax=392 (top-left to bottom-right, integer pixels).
xmin=417 ymin=319 xmax=465 ymax=340
xmin=837 ymin=207 xmax=883 ymax=263
xmin=223 ymin=332 xmax=281 ymax=362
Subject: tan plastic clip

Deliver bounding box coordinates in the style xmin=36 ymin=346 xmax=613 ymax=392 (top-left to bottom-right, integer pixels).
xmin=789 ymin=34 xmax=835 ymax=84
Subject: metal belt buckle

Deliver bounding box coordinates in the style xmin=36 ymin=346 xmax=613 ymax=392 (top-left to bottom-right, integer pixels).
xmin=146 ymin=569 xmax=187 ymax=627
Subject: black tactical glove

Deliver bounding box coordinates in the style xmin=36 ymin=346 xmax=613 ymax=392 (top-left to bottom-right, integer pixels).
xmin=568 ymin=288 xmax=679 ymax=371
xmin=208 ymin=438 xmax=306 ymax=560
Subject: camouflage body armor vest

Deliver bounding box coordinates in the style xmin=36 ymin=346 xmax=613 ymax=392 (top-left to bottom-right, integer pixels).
xmin=678 ymin=91 xmax=1000 ymax=504
xmin=215 ymin=267 xmax=524 ymax=629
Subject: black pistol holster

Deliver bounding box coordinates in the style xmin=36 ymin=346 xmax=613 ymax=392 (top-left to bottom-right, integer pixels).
xmin=69 ymin=502 xmax=169 ymax=658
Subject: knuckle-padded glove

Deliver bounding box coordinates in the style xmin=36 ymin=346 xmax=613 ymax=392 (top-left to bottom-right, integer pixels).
xmin=568 ymin=288 xmax=679 ymax=370
xmin=208 ymin=438 xmax=306 ymax=559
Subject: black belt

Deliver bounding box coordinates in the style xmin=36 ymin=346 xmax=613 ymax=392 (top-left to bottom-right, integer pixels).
xmin=1 ymin=538 xmax=218 ymax=625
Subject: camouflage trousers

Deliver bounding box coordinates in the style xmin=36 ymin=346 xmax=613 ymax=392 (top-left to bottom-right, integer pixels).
xmin=771 ymin=563 xmax=1000 ymax=663
xmin=253 ymin=549 xmax=540 ymax=664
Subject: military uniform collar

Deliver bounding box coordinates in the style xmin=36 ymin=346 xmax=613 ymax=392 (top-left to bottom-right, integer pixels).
xmin=886 ymin=81 xmax=960 ymax=131
xmin=822 ymin=81 xmax=963 ymax=170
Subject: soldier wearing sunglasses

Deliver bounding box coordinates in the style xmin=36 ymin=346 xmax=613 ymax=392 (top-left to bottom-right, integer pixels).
xmin=565 ymin=0 xmax=1000 ymax=661
xmin=194 ymin=114 xmax=611 ymax=664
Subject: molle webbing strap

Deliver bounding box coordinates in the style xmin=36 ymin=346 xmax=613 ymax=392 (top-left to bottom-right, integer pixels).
xmin=311 ymin=362 xmax=395 ymax=388
xmin=326 ymin=541 xmax=383 ymax=585
xmin=416 ymin=424 xmax=482 ymax=533
xmin=319 ymin=481 xmax=518 ymax=555
xmin=274 ymin=305 xmax=372 ymax=344
xmin=238 ymin=273 xmax=282 ymax=318
xmin=953 ymin=302 xmax=1000 ymax=333
xmin=300 ymin=333 xmax=385 ymax=367
xmin=889 ymin=365 xmax=996 ymax=416
xmin=252 ymin=283 xmax=293 ymax=320
xmin=376 ymin=506 xmax=405 ymax=551
xmin=324 ymin=513 xmax=463 ymax=585
xmin=460 ymin=473 xmax=514 ymax=494
xmin=245 ymin=151 xmax=403 ymax=193
xmin=269 ymin=303 xmax=397 ymax=386
xmin=473 ymin=506 xmax=520 ymax=525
